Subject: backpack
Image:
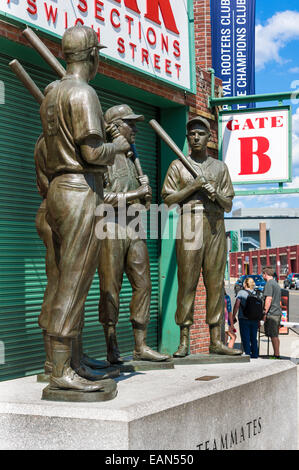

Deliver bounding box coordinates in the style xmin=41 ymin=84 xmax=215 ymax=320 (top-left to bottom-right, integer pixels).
xmin=243 ymin=291 xmax=264 ymax=321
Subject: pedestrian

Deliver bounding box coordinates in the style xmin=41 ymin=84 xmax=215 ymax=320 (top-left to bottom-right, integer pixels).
xmin=233 ymin=277 xmax=259 ymax=358
xmin=262 ymin=267 xmax=282 ymax=359
xmin=224 ymin=289 xmax=236 ymax=349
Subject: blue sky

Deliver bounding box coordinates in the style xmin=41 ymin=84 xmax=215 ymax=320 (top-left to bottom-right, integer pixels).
xmin=231 ymin=0 xmax=299 ymax=213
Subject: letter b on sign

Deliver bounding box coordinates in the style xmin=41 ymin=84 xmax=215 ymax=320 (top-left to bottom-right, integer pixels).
xmin=238 ymin=137 xmax=272 ymax=176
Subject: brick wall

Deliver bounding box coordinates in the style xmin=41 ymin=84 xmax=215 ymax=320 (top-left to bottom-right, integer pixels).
xmin=0 ymin=0 xmax=219 ymax=355
xmin=189 ymin=0 xmax=216 ymax=354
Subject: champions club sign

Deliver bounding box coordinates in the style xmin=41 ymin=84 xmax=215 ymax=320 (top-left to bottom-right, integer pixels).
xmin=210 ymin=0 xmax=256 ymax=109
xmin=1 ymin=0 xmax=193 ymax=91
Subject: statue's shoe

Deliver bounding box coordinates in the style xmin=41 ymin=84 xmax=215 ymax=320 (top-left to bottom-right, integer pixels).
xmin=81 ymin=353 xmax=110 ymax=370
xmin=173 ymin=345 xmax=189 ymax=358
xmin=133 ymin=347 xmax=170 ymax=362
xmin=209 ymin=342 xmax=242 ymax=356
xmin=107 ymin=350 xmax=124 ymax=365
xmin=50 ymin=367 xmax=106 ymax=392
xmin=73 ymin=363 xmax=120 ymax=381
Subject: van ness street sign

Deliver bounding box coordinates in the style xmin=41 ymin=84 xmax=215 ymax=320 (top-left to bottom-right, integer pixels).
xmin=1 ymin=0 xmax=194 ymax=92
xmin=219 ymin=107 xmax=292 ymax=185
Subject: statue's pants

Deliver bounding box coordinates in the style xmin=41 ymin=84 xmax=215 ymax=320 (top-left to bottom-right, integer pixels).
xmin=175 ymin=210 xmax=226 ymax=327
xmin=36 ymin=200 xmax=60 ymax=331
xmin=45 ymin=173 xmax=103 ymax=338
xmin=98 ymin=221 xmax=151 ymax=329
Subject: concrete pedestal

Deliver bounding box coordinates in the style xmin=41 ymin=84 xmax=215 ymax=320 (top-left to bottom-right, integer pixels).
xmin=0 ymin=359 xmax=297 ymax=450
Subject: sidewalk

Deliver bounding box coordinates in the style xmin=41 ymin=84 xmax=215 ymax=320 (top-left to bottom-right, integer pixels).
xmin=234 ymin=325 xmax=299 ymax=449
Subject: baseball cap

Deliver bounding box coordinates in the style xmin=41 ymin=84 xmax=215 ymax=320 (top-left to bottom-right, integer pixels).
xmin=62 ymin=26 xmax=106 ymax=57
xmin=105 ymin=104 xmax=144 ymax=125
xmin=187 ymin=116 xmax=211 ymax=132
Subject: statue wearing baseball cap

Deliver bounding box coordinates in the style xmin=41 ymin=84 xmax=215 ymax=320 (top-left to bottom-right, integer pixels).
xmin=98 ymin=104 xmax=170 ymax=363
xmin=39 ymin=26 xmax=130 ymax=396
xmin=162 ymin=116 xmax=241 ymax=357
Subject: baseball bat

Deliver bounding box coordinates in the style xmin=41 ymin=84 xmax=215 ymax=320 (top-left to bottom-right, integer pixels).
xmin=106 ymin=124 xmax=151 ymax=208
xmin=9 ymin=59 xmax=45 ymax=105
xmin=130 ymin=143 xmax=152 ymax=210
xmin=149 ymin=119 xmax=199 ymax=178
xmin=149 ymin=119 xmax=216 ymax=201
xmin=23 ymin=27 xmax=66 ymax=78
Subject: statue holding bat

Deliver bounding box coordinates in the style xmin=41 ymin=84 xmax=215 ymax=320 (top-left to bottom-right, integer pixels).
xmin=98 ymin=104 xmax=170 ymax=364
xmin=158 ymin=116 xmax=242 ymax=357
xmin=11 ymin=25 xmax=132 ymax=399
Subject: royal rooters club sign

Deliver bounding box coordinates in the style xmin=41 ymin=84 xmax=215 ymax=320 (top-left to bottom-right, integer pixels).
xmin=1 ymin=0 xmax=193 ymax=91
xmin=220 ymin=107 xmax=292 ymax=185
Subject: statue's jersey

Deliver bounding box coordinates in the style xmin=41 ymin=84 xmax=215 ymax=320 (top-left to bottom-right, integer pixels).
xmin=40 ymin=76 xmax=111 ymax=177
xmin=162 ymin=156 xmax=235 ymax=216
xmin=103 ymin=152 xmax=141 ymax=207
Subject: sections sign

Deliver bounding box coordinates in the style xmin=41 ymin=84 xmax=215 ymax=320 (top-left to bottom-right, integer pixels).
xmin=210 ymin=0 xmax=256 ymax=109
xmin=219 ymin=107 xmax=292 ymax=185
xmin=0 ymin=0 xmax=194 ymax=91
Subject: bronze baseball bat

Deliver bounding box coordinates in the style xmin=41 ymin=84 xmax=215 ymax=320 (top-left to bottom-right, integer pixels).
xmin=130 ymin=144 xmax=152 ymax=210
xmin=23 ymin=27 xmax=66 ymax=78
xmin=149 ymin=119 xmax=216 ymax=201
xmin=149 ymin=119 xmax=199 ymax=179
xmin=9 ymin=59 xmax=44 ymax=105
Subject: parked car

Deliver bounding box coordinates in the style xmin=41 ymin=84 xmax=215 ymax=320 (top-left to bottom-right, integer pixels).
xmin=234 ymin=274 xmax=266 ymax=296
xmin=283 ymin=273 xmax=299 ymax=289
xmin=295 ymin=278 xmax=299 ymax=290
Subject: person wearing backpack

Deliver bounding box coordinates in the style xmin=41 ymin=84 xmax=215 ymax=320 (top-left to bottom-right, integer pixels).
xmin=233 ymin=277 xmax=262 ymax=358
xmin=262 ymin=267 xmax=282 ymax=359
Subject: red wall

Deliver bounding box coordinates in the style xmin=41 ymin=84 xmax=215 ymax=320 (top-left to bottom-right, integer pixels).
xmin=230 ymin=245 xmax=299 ymax=281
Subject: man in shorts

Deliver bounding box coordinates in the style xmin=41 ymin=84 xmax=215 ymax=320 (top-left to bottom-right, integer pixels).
xmin=262 ymin=266 xmax=282 ymax=358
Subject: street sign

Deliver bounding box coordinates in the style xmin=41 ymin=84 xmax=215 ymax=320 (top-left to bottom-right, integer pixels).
xmin=0 ymin=0 xmax=195 ymax=92
xmin=219 ymin=106 xmax=292 ymax=185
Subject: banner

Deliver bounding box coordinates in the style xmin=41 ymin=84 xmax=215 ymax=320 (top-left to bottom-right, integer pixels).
xmin=210 ymin=0 xmax=256 ymax=109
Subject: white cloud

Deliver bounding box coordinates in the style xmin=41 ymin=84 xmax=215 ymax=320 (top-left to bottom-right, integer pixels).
xmin=286 ymin=175 xmax=299 ymax=188
xmin=289 ymin=67 xmax=299 ymax=74
xmin=256 ymin=11 xmax=299 ymax=70
xmin=232 ymin=200 xmax=245 ymax=209
xmin=267 ymin=202 xmax=289 ymax=209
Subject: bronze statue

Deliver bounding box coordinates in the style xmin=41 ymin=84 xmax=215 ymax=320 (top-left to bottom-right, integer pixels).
xmin=34 ymin=127 xmax=117 ymax=383
xmin=98 ymin=104 xmax=170 ymax=363
xmin=39 ymin=26 xmax=130 ymax=393
xmin=161 ymin=116 xmax=241 ymax=357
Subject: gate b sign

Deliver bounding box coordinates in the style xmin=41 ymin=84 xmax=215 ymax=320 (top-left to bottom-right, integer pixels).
xmin=220 ymin=107 xmax=291 ymax=185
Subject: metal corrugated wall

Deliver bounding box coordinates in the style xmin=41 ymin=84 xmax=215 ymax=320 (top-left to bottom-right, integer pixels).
xmin=0 ymin=52 xmax=159 ymax=381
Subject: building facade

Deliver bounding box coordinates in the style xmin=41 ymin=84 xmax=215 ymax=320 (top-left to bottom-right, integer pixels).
xmin=230 ymin=244 xmax=299 ymax=282
xmin=226 ymin=208 xmax=299 ymax=252
xmin=226 ymin=208 xmax=299 ymax=282
xmin=0 ymin=0 xmax=220 ymax=381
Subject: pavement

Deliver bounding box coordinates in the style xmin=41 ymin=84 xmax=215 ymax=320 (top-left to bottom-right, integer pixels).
xmin=232 ymin=321 xmax=299 ymax=449
xmin=260 ymin=330 xmax=299 ymax=449
xmin=225 ymin=282 xmax=299 ymax=448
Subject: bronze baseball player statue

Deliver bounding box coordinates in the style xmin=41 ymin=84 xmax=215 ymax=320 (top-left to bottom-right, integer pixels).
xmin=98 ymin=104 xmax=170 ymax=363
xmin=34 ymin=124 xmax=117 ymax=383
xmin=39 ymin=26 xmax=130 ymax=394
xmin=162 ymin=116 xmax=241 ymax=357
